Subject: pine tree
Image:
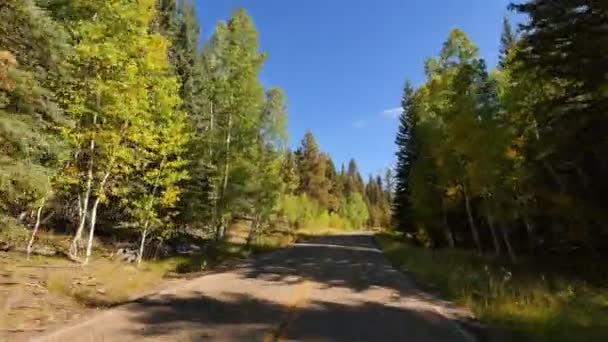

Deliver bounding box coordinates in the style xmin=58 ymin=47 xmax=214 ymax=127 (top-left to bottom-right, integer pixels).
xmin=511 ymin=0 xmax=608 ymax=244
xmin=0 ymin=0 xmax=72 ymax=233
xmin=393 ymin=82 xmax=414 ymax=233
xmin=498 ymin=16 xmax=516 ymax=68
xmin=280 ymin=150 xmax=299 ymax=195
xmin=296 ymin=130 xmax=331 ymax=208
xmin=324 ymin=153 xmax=340 ymax=212
xmin=345 ymin=159 xmax=364 ymax=195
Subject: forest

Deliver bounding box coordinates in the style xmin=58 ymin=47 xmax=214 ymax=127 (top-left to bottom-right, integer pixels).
xmin=393 ymin=1 xmax=607 ymax=262
xmin=0 ymin=0 xmax=390 ymax=264
xmin=384 ymin=2 xmax=608 ymax=339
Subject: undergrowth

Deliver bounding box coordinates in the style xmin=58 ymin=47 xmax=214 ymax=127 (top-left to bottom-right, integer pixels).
xmin=376 ymin=232 xmax=608 ymax=342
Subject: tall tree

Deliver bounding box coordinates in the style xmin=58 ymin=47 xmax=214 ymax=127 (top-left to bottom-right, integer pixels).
xmin=58 ymin=0 xmax=188 ymax=262
xmin=393 ymin=82 xmax=415 ymax=233
xmin=498 ymin=16 xmax=516 ymax=68
xmin=510 ymin=0 xmax=608 ymax=247
xmin=200 ymin=9 xmax=266 ymax=239
xmin=0 ymin=0 xmax=72 ymax=227
xmin=296 ymin=130 xmax=331 ymax=208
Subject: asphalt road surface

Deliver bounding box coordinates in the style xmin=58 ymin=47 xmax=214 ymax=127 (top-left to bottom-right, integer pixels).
xmin=35 ymin=233 xmax=476 ymax=342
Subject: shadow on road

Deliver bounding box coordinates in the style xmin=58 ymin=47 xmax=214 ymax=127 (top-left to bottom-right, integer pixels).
xmin=35 ymin=234 xmax=476 ymax=341
xmin=240 ymin=233 xmax=435 ymax=297
xmin=116 ymin=233 xmax=473 ymax=341
xmin=126 ymin=291 xmax=460 ymax=341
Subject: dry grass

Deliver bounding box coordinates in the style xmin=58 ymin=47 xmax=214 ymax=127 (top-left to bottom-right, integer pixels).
xmin=376 ymin=232 xmax=608 ymax=342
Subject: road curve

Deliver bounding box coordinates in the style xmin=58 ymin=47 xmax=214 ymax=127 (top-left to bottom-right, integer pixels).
xmin=35 ymin=233 xmax=475 ymax=342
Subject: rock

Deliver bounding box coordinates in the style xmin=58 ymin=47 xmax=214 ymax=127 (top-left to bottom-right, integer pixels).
xmin=34 ymin=246 xmax=58 ymax=256
xmin=96 ymin=288 xmax=106 ymax=295
xmin=115 ymin=248 xmax=138 ymax=263
xmin=176 ymin=243 xmax=201 ymax=255
xmin=0 ymin=241 xmax=13 ymax=252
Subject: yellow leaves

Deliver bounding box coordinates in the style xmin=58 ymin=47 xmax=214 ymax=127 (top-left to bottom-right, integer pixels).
xmin=445 ymin=184 xmax=461 ymax=198
xmin=0 ymin=51 xmax=17 ymax=91
xmin=505 ymin=147 xmax=519 ymax=160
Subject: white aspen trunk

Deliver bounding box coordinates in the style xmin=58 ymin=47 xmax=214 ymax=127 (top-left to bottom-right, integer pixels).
xmin=26 ymin=200 xmax=46 ymax=259
xmin=137 ymin=225 xmax=148 ymax=266
xmin=499 ymin=221 xmax=518 ymax=264
xmin=83 ymin=170 xmax=111 ymax=265
xmin=71 ymin=114 xmax=97 ymax=258
xmin=462 ymin=181 xmax=482 ymax=253
xmin=442 ymin=201 xmax=455 ymax=248
xmin=523 ymin=215 xmax=536 ymax=250
xmin=136 ymin=158 xmax=165 ymax=266
xmin=84 ymin=197 xmax=100 ymax=265
xmin=209 ymin=102 xmax=214 ymax=156
xmin=486 ymin=210 xmax=501 ymax=257
xmin=544 ymin=162 xmax=566 ymax=192
xmin=217 ymin=112 xmax=232 ymax=240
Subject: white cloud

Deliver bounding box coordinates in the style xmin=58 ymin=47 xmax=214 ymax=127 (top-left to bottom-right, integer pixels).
xmin=382 ymin=107 xmax=402 ymax=119
xmin=352 ymin=119 xmax=368 ymax=129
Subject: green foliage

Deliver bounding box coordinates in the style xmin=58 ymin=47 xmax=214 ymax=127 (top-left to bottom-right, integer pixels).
xmin=296 ymin=131 xmax=332 ymax=208
xmin=279 ymin=194 xmax=353 ymax=230
xmin=377 ymin=233 xmax=608 ymax=342
xmin=392 ymin=2 xmax=608 ymax=259
xmin=338 ymin=192 xmax=369 ymax=229
xmin=0 ymin=0 xmax=72 ymax=216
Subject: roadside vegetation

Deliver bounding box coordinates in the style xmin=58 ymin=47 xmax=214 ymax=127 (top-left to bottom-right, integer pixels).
xmin=389 ymin=2 xmax=607 ymax=340
xmin=377 ymin=232 xmax=608 ymax=342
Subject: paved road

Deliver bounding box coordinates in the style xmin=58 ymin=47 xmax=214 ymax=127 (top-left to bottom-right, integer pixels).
xmin=35 ymin=233 xmax=475 ymax=342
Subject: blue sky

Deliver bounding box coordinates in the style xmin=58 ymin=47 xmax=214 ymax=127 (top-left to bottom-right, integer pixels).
xmin=195 ymin=0 xmax=515 ymax=177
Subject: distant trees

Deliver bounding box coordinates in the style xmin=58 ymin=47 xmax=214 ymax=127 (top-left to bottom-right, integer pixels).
xmin=392 ymin=1 xmax=608 ymax=259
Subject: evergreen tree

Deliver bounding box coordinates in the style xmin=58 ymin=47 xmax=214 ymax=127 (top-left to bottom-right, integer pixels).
xmin=0 ymin=0 xmax=72 ymax=223
xmin=280 ymin=150 xmax=299 ymax=195
xmin=296 ymin=130 xmax=331 ymax=208
xmin=345 ymin=158 xmax=364 ymax=195
xmin=393 ymin=82 xmax=415 ymax=233
xmin=498 ymin=16 xmax=516 ymax=68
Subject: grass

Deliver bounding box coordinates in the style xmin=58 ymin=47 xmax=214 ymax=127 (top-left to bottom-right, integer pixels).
xmin=375 ymin=232 xmax=608 ymax=342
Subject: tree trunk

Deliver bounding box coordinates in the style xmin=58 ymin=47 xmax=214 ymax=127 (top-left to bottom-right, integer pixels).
xmin=523 ymin=215 xmax=536 ymax=251
xmin=71 ymin=114 xmax=97 ymax=258
xmin=544 ymin=162 xmax=566 ymax=193
xmin=486 ymin=210 xmax=501 ymax=257
xmin=442 ymin=201 xmax=455 ymax=248
xmin=222 ymin=112 xmax=232 ymax=202
xmin=246 ymin=215 xmax=261 ymax=248
xmin=83 ymin=169 xmax=111 ymax=265
xmin=209 ymin=102 xmax=214 ymax=157
xmin=137 ymin=226 xmax=148 ymax=266
xmin=84 ymin=197 xmax=101 ymax=265
xmin=216 ymin=112 xmax=232 ymax=240
xmin=136 ymin=158 xmax=165 ymax=267
xmin=462 ymin=181 xmax=482 ymax=253
xmin=27 ymin=200 xmax=46 ymax=259
xmin=499 ymin=221 xmax=517 ymax=264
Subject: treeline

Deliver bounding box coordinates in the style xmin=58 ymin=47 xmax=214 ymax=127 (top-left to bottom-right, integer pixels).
xmin=0 ymin=0 xmax=388 ymax=264
xmin=393 ymin=1 xmax=607 ymax=262
xmin=282 ymin=131 xmax=392 ymax=231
